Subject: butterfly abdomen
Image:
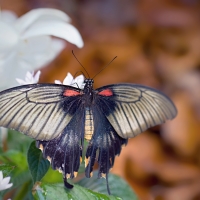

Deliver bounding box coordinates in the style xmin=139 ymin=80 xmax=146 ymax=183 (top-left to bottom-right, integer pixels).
xmin=84 ymin=107 xmax=94 ymax=140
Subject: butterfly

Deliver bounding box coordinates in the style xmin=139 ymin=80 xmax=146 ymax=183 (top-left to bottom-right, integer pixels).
xmin=0 ymin=78 xmax=177 ymax=194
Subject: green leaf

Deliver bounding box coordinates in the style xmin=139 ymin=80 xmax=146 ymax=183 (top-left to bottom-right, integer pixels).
xmin=12 ymin=170 xmax=31 ymax=187
xmin=0 ymin=163 xmax=15 ymax=177
xmin=7 ymin=129 xmax=33 ymax=153
xmin=27 ymin=141 xmax=50 ymax=183
xmin=42 ymin=167 xmax=63 ymax=183
xmin=33 ymin=182 xmax=122 ymax=200
xmin=13 ymin=179 xmax=33 ymax=200
xmin=77 ymin=171 xmax=138 ymax=200
xmin=0 ymin=150 xmax=28 ymax=170
xmin=0 ymin=150 xmax=32 ymax=187
xmin=0 ymin=133 xmax=35 ymax=199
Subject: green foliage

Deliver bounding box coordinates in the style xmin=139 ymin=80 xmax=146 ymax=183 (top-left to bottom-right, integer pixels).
xmin=78 ymin=172 xmax=137 ymax=200
xmin=0 ymin=130 xmax=33 ymax=199
xmin=28 ymin=141 xmax=50 ymax=183
xmin=33 ymin=182 xmax=122 ymax=200
xmin=42 ymin=167 xmax=63 ymax=183
xmin=0 ymin=150 xmax=28 ymax=170
xmin=7 ymin=129 xmax=33 ymax=153
xmin=0 ymin=163 xmax=15 ymax=177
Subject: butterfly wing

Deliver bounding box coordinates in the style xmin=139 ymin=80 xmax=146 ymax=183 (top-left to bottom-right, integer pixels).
xmin=84 ymin=105 xmax=127 ymax=194
xmin=95 ymin=83 xmax=177 ymax=139
xmin=0 ymin=84 xmax=83 ymax=140
xmin=36 ymin=105 xmax=85 ymax=188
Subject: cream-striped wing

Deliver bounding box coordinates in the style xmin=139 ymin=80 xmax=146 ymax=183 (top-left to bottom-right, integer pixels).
xmin=95 ymin=84 xmax=177 ymax=139
xmin=0 ymin=84 xmax=82 ymax=140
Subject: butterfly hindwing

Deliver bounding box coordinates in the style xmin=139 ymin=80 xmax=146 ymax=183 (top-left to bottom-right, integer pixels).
xmin=0 ymin=84 xmax=82 ymax=140
xmin=85 ymin=106 xmax=127 ymax=179
xmin=36 ymin=105 xmax=85 ymax=186
xmin=96 ymin=83 xmax=177 ymax=139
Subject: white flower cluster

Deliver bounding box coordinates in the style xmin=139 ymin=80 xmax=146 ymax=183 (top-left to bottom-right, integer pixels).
xmin=0 ymin=8 xmax=84 ymax=90
xmin=0 ymin=171 xmax=12 ymax=191
xmin=16 ymin=71 xmax=85 ymax=89
xmin=55 ymin=72 xmax=85 ymax=88
xmin=0 ymin=8 xmax=85 ymax=162
xmin=16 ymin=71 xmax=41 ymax=85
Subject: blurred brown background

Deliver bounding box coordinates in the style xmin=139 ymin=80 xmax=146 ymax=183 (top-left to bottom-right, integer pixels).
xmin=2 ymin=0 xmax=200 ymax=199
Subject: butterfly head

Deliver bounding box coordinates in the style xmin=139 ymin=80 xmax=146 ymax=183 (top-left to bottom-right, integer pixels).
xmin=84 ymin=79 xmax=94 ymax=87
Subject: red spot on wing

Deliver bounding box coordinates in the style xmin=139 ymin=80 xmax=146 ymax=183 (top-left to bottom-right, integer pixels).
xmin=63 ymin=89 xmax=80 ymax=96
xmin=98 ymin=89 xmax=113 ymax=96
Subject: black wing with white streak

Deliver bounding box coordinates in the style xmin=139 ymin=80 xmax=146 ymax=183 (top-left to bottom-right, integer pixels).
xmin=85 ymin=105 xmax=127 ymax=194
xmin=0 ymin=84 xmax=82 ymax=140
xmin=36 ymin=106 xmax=85 ymax=188
xmin=96 ymin=83 xmax=177 ymax=139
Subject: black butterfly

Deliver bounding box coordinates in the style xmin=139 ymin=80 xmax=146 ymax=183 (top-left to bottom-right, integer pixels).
xmin=0 ymin=78 xmax=177 ymax=194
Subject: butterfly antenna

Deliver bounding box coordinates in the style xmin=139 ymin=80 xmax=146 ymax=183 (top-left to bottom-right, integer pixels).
xmin=72 ymin=51 xmax=90 ymax=78
xmin=72 ymin=70 xmax=87 ymax=89
xmin=92 ymin=56 xmax=117 ymax=80
xmin=70 ymin=82 xmax=79 ymax=88
xmin=106 ymin=173 xmax=111 ymax=195
xmin=73 ymin=70 xmax=86 ymax=80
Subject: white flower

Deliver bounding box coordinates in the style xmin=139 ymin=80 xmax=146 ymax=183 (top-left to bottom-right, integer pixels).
xmin=0 ymin=8 xmax=83 ymax=90
xmin=0 ymin=127 xmax=8 ymax=148
xmin=0 ymin=171 xmax=13 ymax=191
xmin=16 ymin=71 xmax=41 ymax=85
xmin=0 ymin=70 xmax=41 ymax=144
xmin=55 ymin=72 xmax=85 ymax=89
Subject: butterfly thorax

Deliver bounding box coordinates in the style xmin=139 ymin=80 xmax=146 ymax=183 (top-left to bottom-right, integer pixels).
xmin=81 ymin=79 xmax=95 ymax=140
xmin=83 ymin=79 xmax=94 ymax=94
xmin=82 ymin=79 xmax=94 ymax=106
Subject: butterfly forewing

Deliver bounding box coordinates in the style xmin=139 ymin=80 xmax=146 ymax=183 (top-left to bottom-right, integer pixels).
xmin=96 ymin=84 xmax=177 ymax=139
xmin=0 ymin=84 xmax=82 ymax=140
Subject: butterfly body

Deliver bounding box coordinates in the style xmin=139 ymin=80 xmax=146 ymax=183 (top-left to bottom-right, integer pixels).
xmin=0 ymin=78 xmax=177 ymax=194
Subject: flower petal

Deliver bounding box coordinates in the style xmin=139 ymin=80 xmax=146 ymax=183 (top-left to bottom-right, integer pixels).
xmin=3 ymin=183 xmax=13 ymax=190
xmin=0 ymin=185 xmax=5 ymax=191
xmin=0 ymin=183 xmax=13 ymax=191
xmin=0 ymin=127 xmax=8 ymax=148
xmin=15 ymin=8 xmax=71 ymax=33
xmin=63 ymin=73 xmax=74 ymax=85
xmin=0 ymin=171 xmax=3 ymax=182
xmin=16 ymin=70 xmax=41 ymax=85
xmin=34 ymin=71 xmax=41 ymax=83
xmin=74 ymin=75 xmax=84 ymax=84
xmin=16 ymin=78 xmax=28 ymax=85
xmin=21 ymin=20 xmax=83 ymax=48
xmin=0 ymin=53 xmax=33 ymax=90
xmin=1 ymin=127 xmax=8 ymax=138
xmin=0 ymin=21 xmax=19 ymax=55
xmin=0 ymin=174 xmax=12 ymax=191
xmin=18 ymin=36 xmax=65 ymax=69
xmin=55 ymin=80 xmax=62 ymax=84
xmin=1 ymin=176 xmax=11 ymax=185
xmin=25 ymin=71 xmax=34 ymax=82
xmin=1 ymin=10 xmax=18 ymax=24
